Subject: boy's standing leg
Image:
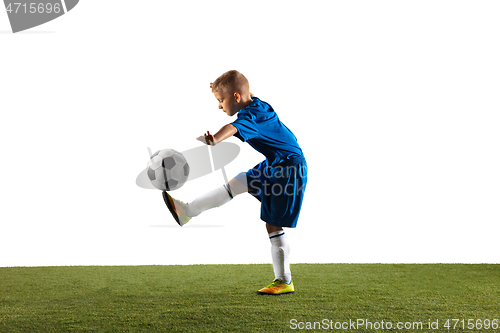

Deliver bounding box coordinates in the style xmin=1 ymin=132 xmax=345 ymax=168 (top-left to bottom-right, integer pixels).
xmin=256 ymin=161 xmax=306 ymax=295
xmin=257 ymin=223 xmax=295 ymax=295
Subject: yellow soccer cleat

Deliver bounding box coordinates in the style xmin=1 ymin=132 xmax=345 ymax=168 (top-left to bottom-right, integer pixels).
xmin=257 ymin=279 xmax=294 ymax=295
xmin=162 ymin=191 xmax=192 ymax=226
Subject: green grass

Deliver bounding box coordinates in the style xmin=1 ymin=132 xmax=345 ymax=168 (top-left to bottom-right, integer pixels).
xmin=1 ymin=264 xmax=499 ymax=332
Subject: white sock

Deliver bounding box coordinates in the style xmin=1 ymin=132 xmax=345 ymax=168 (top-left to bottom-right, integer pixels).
xmin=269 ymin=230 xmax=292 ymax=284
xmin=186 ymin=185 xmax=233 ymax=217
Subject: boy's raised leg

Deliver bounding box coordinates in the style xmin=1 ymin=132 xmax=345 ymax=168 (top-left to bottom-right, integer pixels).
xmin=185 ymin=185 xmax=233 ymax=218
xmin=163 ymin=176 xmax=248 ymax=226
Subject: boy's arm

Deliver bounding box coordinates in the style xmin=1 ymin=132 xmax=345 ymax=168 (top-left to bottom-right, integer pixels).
xmin=196 ymin=124 xmax=237 ymax=146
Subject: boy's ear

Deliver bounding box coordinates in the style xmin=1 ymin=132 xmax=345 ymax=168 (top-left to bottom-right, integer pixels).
xmin=234 ymin=92 xmax=241 ymax=103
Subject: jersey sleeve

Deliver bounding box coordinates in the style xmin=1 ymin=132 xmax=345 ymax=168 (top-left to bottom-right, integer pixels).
xmin=231 ymin=112 xmax=259 ymax=142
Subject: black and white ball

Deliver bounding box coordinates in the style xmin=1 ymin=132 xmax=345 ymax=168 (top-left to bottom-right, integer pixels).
xmin=147 ymin=149 xmax=190 ymax=191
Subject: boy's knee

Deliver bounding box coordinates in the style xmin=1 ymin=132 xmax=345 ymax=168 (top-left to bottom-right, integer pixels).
xmin=228 ymin=174 xmax=249 ymax=195
xmin=266 ymin=223 xmax=283 ymax=234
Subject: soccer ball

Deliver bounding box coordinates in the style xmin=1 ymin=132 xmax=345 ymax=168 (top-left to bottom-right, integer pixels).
xmin=147 ymin=149 xmax=190 ymax=191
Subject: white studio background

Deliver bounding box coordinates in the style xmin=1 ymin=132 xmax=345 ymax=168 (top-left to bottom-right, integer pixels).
xmin=1 ymin=1 xmax=499 ymax=267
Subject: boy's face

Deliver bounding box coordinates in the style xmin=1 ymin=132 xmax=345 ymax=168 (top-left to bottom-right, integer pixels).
xmin=213 ymin=89 xmax=240 ymax=117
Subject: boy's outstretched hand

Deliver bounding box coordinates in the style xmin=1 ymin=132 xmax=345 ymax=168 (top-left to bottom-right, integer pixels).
xmin=196 ymin=125 xmax=237 ymax=146
xmin=196 ymin=131 xmax=215 ymax=146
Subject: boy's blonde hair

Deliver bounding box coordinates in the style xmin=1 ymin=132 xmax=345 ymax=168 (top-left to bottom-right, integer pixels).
xmin=211 ymin=70 xmax=249 ymax=94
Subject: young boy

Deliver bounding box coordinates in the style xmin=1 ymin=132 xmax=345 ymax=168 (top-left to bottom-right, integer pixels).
xmin=163 ymin=70 xmax=307 ymax=295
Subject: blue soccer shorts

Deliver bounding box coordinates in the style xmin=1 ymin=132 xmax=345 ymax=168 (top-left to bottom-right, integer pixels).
xmin=235 ymin=155 xmax=307 ymax=228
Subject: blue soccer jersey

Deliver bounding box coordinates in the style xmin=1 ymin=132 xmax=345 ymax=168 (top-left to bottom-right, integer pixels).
xmin=231 ymin=97 xmax=307 ymax=228
xmin=231 ymin=97 xmax=303 ymax=166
